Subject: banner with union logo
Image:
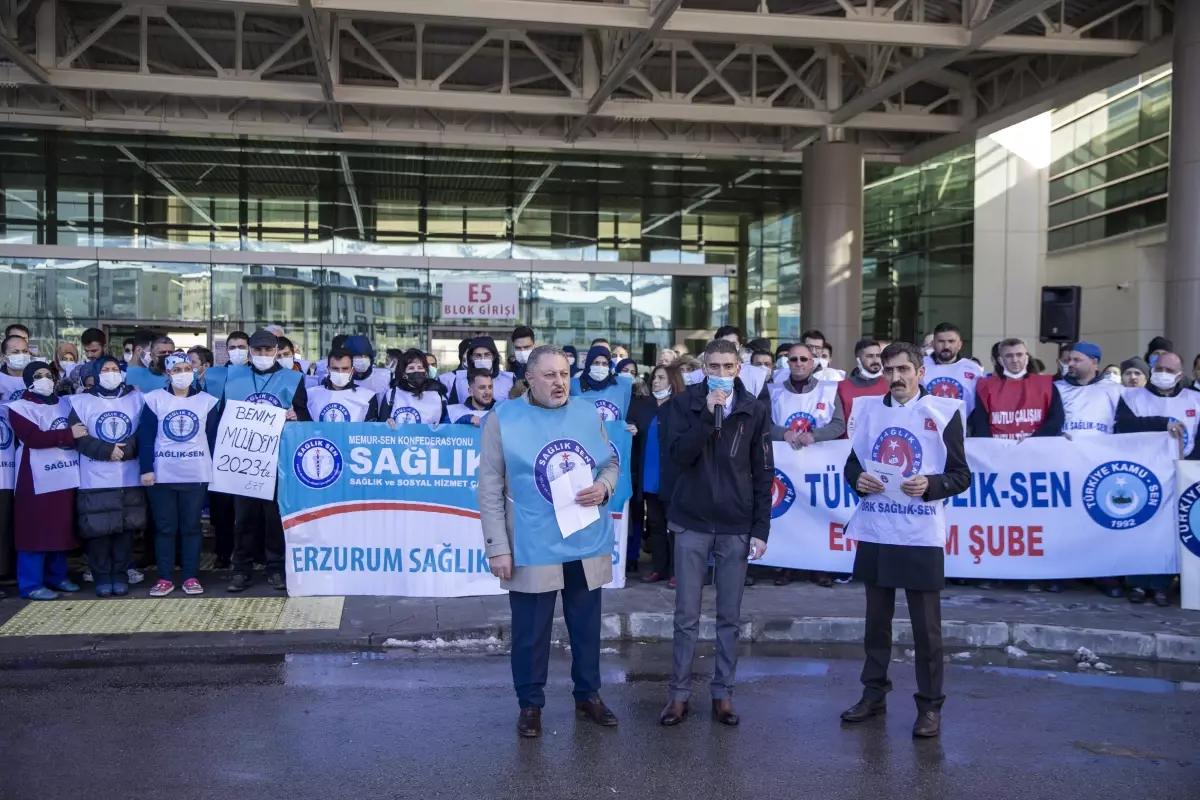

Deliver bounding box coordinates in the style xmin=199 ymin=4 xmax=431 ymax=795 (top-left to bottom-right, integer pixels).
xmin=763 ymin=432 xmax=1181 ymax=579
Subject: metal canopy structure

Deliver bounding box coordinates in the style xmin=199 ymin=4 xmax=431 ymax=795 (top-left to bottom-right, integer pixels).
xmin=0 ymin=0 xmax=1174 ymax=162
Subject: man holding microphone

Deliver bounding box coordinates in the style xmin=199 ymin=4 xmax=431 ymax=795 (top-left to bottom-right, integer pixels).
xmin=660 ymin=338 xmax=773 ymax=727
xmin=840 ymin=342 xmax=971 ymax=739
xmin=477 ymin=345 xmax=621 ymax=738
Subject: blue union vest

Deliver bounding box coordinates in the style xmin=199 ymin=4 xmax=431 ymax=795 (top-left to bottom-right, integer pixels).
xmin=497 ymin=398 xmax=614 ymax=567
xmin=203 ymin=365 xmax=229 ymax=400
xmin=223 ymin=365 xmax=301 ymax=409
xmin=124 ymin=365 xmax=167 ymax=394
xmin=570 ymin=374 xmax=633 ymax=422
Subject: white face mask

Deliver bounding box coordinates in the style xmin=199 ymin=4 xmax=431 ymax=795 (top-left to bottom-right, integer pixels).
xmin=6 ymin=352 xmax=30 ymax=372
xmin=514 ymin=349 xmax=531 ymax=365
xmin=30 ymin=377 xmax=54 ymax=396
xmin=227 ymin=348 xmax=248 ymax=366
xmin=141 ymin=350 xmax=152 ymax=368
xmin=99 ymin=371 xmax=123 ymax=391
xmin=170 ymin=372 xmax=193 ymax=390
xmin=1060 ymin=363 xmax=1070 ymax=376
xmin=1003 ymin=368 xmax=1028 ymax=380
xmin=251 ymin=355 xmax=275 ymax=371
xmin=122 ymin=350 xmax=133 ymax=364
xmin=741 ymin=353 xmax=752 ymax=365
xmin=276 ymin=356 xmax=295 ymax=371
xmin=922 ymin=347 xmax=934 ymax=358
xmin=815 ymin=357 xmax=829 ymax=371
xmin=653 ymin=388 xmax=671 ymax=400
xmin=856 ymin=358 xmax=882 ymax=380
xmin=567 ymin=356 xmax=576 ymax=367
xmin=352 ymin=356 xmax=371 ymax=373
xmin=1102 ymin=372 xmax=1122 ymax=385
xmin=473 ymin=358 xmax=493 ymax=371
xmin=1150 ymin=371 xmax=1179 ymax=391
xmin=59 ymin=360 xmax=77 ymax=376
xmin=329 ymin=371 xmax=352 ymax=388
xmin=589 ymin=365 xmax=610 ymax=383
xmin=776 ymin=356 xmax=787 ymax=371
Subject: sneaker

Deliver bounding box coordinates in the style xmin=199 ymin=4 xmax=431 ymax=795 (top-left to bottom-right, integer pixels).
xmin=112 ymin=583 xmax=129 ymax=597
xmin=95 ymin=584 xmax=113 ymax=598
xmin=54 ymin=580 xmax=80 ymax=593
xmin=267 ymin=572 xmax=287 ymax=591
xmin=26 ymin=588 xmax=58 ymax=600
xmin=149 ymin=579 xmax=175 ymax=598
xmin=126 ymin=567 xmax=145 ymax=585
xmin=226 ymin=574 xmax=251 ymax=593
xmin=1128 ymin=587 xmax=1147 ymax=604
xmin=81 ymin=570 xmax=94 ymax=583
xmin=182 ymin=578 xmax=204 ymax=595
xmin=1152 ymin=589 xmax=1170 ymax=607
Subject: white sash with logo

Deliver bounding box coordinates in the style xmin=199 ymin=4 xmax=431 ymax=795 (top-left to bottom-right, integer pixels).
xmin=0 ymin=372 xmax=25 ymax=405
xmin=144 ymin=389 xmax=218 ymax=483
xmin=307 ymin=385 xmax=374 ymax=422
xmin=1059 ymin=381 xmax=1120 ymax=436
xmin=921 ymin=358 xmax=981 ymax=415
xmin=770 ymin=381 xmax=839 ymax=432
xmin=9 ymin=398 xmax=80 ymax=494
xmin=70 ymin=392 xmax=145 ymax=489
xmin=0 ymin=406 xmax=15 ymax=491
xmin=447 ymin=402 xmax=492 ymax=425
xmin=384 ymin=387 xmax=444 ymax=424
xmin=356 ymin=368 xmax=392 ymax=400
xmin=1122 ymin=387 xmax=1200 ymax=457
xmin=740 ymin=364 xmax=769 ymax=397
xmin=847 ymin=394 xmax=960 ymax=547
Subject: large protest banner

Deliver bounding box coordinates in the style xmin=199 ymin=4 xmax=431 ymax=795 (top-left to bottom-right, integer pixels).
xmin=278 ymin=421 xmax=634 ymax=597
xmin=1178 ymin=461 xmax=1200 ymax=610
xmin=210 ymin=400 xmax=286 ymax=500
xmin=763 ymin=432 xmax=1180 ymax=579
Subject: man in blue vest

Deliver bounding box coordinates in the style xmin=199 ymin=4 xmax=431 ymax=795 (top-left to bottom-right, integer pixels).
xmin=477 ymin=345 xmax=621 ymax=738
xmin=221 ymin=329 xmax=311 ymax=593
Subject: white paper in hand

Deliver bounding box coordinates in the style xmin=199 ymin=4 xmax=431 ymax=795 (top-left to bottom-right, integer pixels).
xmin=549 ymin=466 xmax=600 ymax=538
xmin=867 ymin=460 xmax=908 ymax=499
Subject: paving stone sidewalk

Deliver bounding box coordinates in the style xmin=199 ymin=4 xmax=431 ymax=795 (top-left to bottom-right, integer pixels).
xmin=2 ymin=577 xmax=1198 ymax=663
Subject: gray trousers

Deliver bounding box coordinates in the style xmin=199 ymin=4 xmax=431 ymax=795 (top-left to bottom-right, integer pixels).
xmin=669 ymin=529 xmax=750 ymax=702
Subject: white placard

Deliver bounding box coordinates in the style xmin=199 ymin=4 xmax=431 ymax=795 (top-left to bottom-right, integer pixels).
xmin=210 ymin=400 xmax=287 ymax=500
xmin=1177 ymin=460 xmax=1200 ymax=611
xmin=440 ymin=281 xmax=519 ymax=319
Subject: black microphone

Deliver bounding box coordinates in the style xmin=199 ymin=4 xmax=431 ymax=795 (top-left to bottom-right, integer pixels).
xmin=714 ymin=404 xmax=722 ymax=431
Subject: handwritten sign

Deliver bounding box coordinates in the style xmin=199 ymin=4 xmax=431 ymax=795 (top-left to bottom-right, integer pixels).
xmin=210 ymin=400 xmax=287 ymax=500
xmin=441 ymin=281 xmax=518 ymax=319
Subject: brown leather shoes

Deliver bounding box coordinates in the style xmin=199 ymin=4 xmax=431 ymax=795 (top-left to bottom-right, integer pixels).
xmin=660 ymin=700 xmax=688 ymax=726
xmin=712 ymin=698 xmax=739 ymax=726
xmin=575 ymin=696 xmax=618 ymax=727
xmin=517 ymin=707 xmax=541 ymax=738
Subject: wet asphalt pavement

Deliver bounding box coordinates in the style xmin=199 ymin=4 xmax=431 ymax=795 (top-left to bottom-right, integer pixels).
xmin=1 ymin=643 xmax=1198 ymax=800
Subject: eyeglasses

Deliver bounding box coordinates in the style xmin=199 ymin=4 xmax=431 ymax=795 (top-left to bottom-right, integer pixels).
xmin=788 ymin=356 xmax=811 ymax=363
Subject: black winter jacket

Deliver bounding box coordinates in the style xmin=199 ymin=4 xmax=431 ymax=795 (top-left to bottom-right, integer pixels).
xmin=68 ymin=393 xmax=148 ymax=538
xmin=662 ymin=380 xmax=774 ymax=541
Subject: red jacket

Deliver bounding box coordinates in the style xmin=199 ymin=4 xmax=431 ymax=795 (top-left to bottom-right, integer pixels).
xmin=836 ymin=374 xmax=889 ymax=438
xmin=970 ymin=374 xmax=1064 ymax=440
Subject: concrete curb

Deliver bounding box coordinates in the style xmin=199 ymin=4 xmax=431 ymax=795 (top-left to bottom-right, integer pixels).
xmin=377 ymin=613 xmax=1200 ymax=664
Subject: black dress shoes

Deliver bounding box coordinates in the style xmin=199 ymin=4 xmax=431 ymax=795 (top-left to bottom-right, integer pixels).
xmin=660 ymin=700 xmax=688 ymax=726
xmin=575 ymin=696 xmax=618 ymax=727
xmin=517 ymin=707 xmax=541 ymax=738
xmin=912 ymin=710 xmax=941 ymax=738
xmin=712 ymin=698 xmax=739 ymax=726
xmin=840 ymin=697 xmax=887 ymax=722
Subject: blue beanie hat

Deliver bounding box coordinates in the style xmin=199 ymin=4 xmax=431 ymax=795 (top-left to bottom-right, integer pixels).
xmin=1072 ymin=341 xmax=1101 ymax=362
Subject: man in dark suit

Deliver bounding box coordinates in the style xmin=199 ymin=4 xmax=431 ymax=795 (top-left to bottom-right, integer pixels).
xmin=840 ymin=342 xmax=971 ymax=738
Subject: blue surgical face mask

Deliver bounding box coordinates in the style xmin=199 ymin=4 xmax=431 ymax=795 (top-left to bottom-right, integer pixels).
xmin=1149 ymin=354 xmax=1159 ymax=369
xmin=706 ymin=376 xmax=735 ymax=394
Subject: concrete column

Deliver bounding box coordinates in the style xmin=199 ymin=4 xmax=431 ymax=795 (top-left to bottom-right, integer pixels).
xmin=801 ymin=140 xmax=863 ymax=367
xmin=1165 ymin=1 xmax=1200 ymax=361
xmin=971 ymin=114 xmax=1051 ymax=363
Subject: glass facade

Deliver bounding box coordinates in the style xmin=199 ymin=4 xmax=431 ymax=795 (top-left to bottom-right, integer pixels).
xmin=1048 ymin=67 xmax=1172 ymax=251
xmin=0 ymin=132 xmax=803 ymax=361
xmin=861 ymin=147 xmax=976 ymax=350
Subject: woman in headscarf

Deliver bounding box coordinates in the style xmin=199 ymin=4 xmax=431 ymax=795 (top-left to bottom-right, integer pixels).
xmin=7 ymin=361 xmax=81 ymax=599
xmin=572 ymin=345 xmax=636 ymax=429
xmin=52 ymin=342 xmax=80 ymax=396
xmin=379 ymin=349 xmax=448 ymax=425
xmin=615 ymin=357 xmax=647 ymax=397
xmin=563 ymin=345 xmax=581 ymax=377
xmin=67 ymin=355 xmax=146 ymax=597
xmin=140 ymin=354 xmax=220 ymax=597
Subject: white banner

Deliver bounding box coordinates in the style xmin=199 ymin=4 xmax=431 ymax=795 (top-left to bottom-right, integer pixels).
xmin=210 ymin=400 xmax=286 ymax=500
xmin=762 ymin=433 xmax=1180 ymax=579
xmin=1177 ymin=461 xmax=1200 ymax=610
xmin=441 ymin=280 xmax=519 ymax=319
xmin=608 ymin=503 xmax=630 ymax=590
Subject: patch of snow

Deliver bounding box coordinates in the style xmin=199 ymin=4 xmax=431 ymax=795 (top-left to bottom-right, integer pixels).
xmin=1005 ymin=645 xmax=1028 ymax=658
xmin=904 ymin=649 xmax=916 ymax=658
xmin=1076 ymin=661 xmax=1093 ymax=671
xmin=1074 ymin=646 xmax=1099 ymax=664
xmin=1094 ymin=661 xmax=1114 ymax=672
xmin=951 ymin=652 xmax=972 ymax=660
xmin=600 ymin=648 xmax=619 ymax=655
xmin=381 ymin=635 xmax=503 ymax=649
